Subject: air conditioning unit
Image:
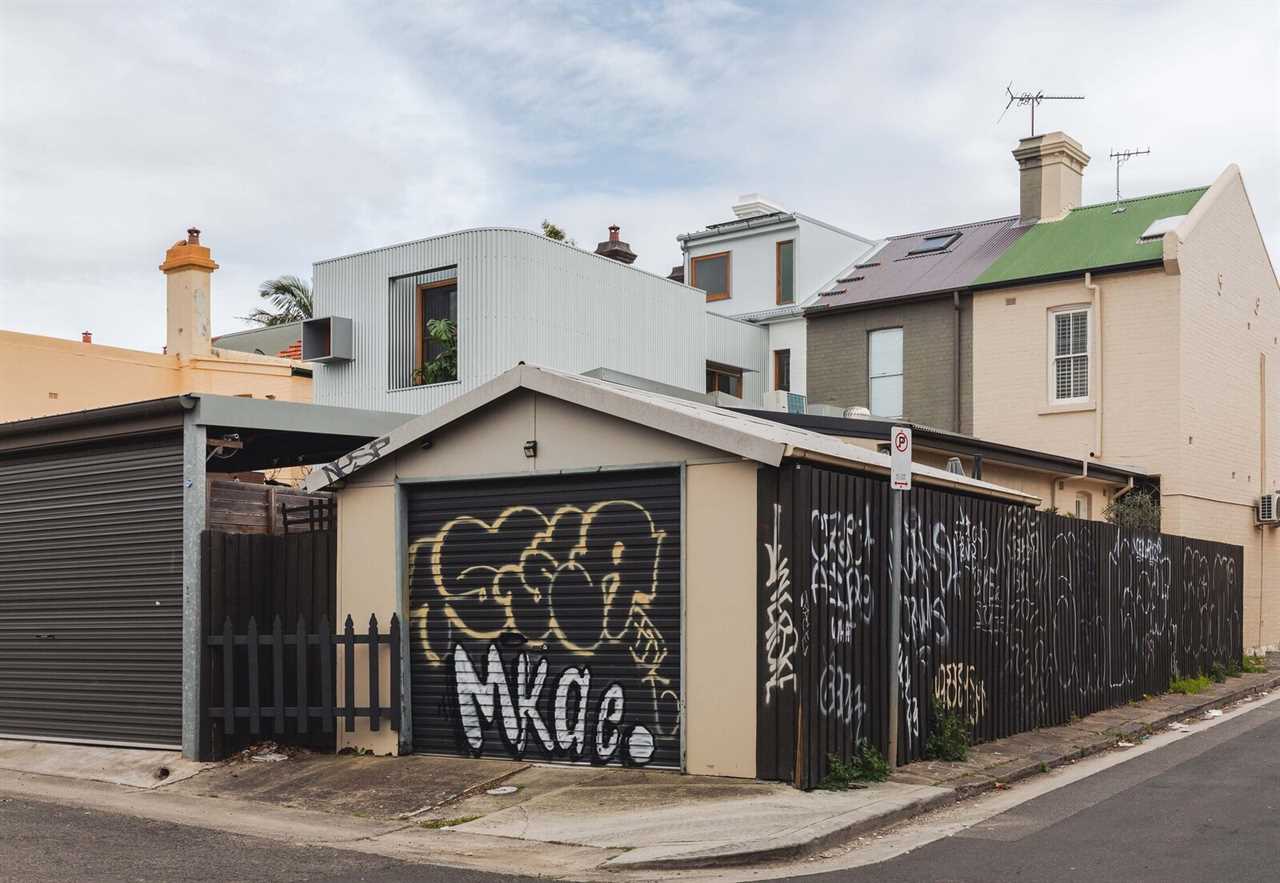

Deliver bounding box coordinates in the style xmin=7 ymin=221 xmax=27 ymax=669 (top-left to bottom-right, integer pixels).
xmin=1258 ymin=493 xmax=1280 ymax=525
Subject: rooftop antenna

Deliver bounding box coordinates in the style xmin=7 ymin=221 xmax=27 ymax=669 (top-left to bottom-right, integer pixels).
xmin=998 ymin=83 xmax=1085 ymax=137
xmin=1108 ymin=147 xmax=1151 ymax=213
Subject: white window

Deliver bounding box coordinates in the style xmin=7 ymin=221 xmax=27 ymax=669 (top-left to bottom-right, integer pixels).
xmin=1049 ymin=307 xmax=1090 ymax=403
xmin=869 ymin=327 xmax=904 ymax=418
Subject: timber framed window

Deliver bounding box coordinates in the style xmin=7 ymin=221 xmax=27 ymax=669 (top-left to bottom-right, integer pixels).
xmin=706 ymin=361 xmax=744 ymax=397
xmin=414 ymin=277 xmax=458 ymax=385
xmin=776 ymin=240 xmax=795 ymax=305
xmin=773 ymin=349 xmax=791 ymax=391
xmin=868 ymin=327 xmax=903 ymax=418
xmin=1049 ymin=306 xmax=1090 ymax=404
xmin=692 ymin=251 xmax=731 ymax=302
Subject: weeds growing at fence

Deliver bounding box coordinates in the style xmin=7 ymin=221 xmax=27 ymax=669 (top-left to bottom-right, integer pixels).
xmin=1241 ymin=655 xmax=1267 ymax=674
xmin=420 ymin=816 xmax=480 ymax=830
xmin=1168 ymin=674 xmax=1212 ymax=695
xmin=1209 ymin=662 xmax=1228 ymax=684
xmin=925 ymin=709 xmax=971 ymax=762
xmin=819 ymin=743 xmax=890 ymax=789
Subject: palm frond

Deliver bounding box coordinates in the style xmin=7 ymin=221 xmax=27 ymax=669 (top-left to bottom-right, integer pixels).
xmin=241 ymin=275 xmax=314 ymax=326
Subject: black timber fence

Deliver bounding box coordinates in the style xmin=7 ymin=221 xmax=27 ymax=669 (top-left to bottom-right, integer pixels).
xmin=205 ymin=613 xmax=401 ymax=742
xmin=199 ymin=528 xmax=338 ymax=759
xmin=757 ymin=463 xmax=1244 ymax=789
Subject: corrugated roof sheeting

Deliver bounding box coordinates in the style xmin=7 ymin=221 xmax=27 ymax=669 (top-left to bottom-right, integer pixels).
xmin=312 ymin=229 xmax=708 ymax=414
xmin=975 ymin=187 xmax=1208 ymax=286
xmin=811 ymin=216 xmax=1029 ymax=311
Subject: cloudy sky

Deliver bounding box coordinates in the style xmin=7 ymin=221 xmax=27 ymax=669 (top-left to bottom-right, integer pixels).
xmin=2 ymin=0 xmax=1277 ymax=351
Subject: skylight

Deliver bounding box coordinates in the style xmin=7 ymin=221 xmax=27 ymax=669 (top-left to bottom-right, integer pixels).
xmin=907 ymin=231 xmax=961 ymax=255
xmin=1138 ymin=215 xmax=1186 ymax=241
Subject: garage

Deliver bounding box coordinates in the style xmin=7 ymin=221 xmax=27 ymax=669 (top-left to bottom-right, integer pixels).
xmin=406 ymin=469 xmax=682 ymax=768
xmin=0 ymin=434 xmax=185 ymax=748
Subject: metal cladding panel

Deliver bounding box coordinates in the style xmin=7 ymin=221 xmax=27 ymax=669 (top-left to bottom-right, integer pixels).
xmin=406 ymin=469 xmax=682 ymax=769
xmin=0 ymin=435 xmax=184 ymax=747
xmin=313 ymin=228 xmax=708 ymax=415
xmin=706 ymin=312 xmax=769 ymax=405
xmin=758 ymin=464 xmax=1244 ymax=788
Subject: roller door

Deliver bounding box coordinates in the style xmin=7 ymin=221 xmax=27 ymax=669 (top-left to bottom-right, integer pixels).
xmin=407 ymin=469 xmax=682 ymax=768
xmin=0 ymin=435 xmax=184 ymax=747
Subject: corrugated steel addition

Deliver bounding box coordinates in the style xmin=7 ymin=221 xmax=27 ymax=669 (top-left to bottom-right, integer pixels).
xmin=0 ymin=435 xmax=184 ymax=747
xmin=406 ymin=469 xmax=682 ymax=768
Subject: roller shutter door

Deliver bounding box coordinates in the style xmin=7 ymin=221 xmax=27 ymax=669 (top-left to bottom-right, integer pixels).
xmin=0 ymin=435 xmax=184 ymax=747
xmin=407 ymin=469 xmax=682 ymax=768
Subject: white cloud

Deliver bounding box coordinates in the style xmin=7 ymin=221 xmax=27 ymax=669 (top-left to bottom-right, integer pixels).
xmin=1 ymin=0 xmax=1276 ymax=350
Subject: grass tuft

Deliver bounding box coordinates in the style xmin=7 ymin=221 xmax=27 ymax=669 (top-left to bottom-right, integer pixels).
xmin=1168 ymin=674 xmax=1212 ymax=695
xmin=1241 ymin=655 xmax=1267 ymax=674
xmin=819 ymin=743 xmax=890 ymax=789
xmin=925 ymin=709 xmax=971 ymax=762
xmin=420 ymin=815 xmax=481 ymax=830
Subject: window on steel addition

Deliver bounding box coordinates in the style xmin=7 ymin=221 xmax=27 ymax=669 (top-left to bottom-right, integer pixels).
xmin=415 ymin=278 xmax=458 ymax=385
xmin=868 ymin=327 xmax=903 ymax=418
xmin=1049 ymin=306 xmax=1090 ymax=404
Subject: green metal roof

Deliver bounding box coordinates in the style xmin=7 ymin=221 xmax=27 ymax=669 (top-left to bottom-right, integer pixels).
xmin=974 ymin=187 xmax=1208 ymax=286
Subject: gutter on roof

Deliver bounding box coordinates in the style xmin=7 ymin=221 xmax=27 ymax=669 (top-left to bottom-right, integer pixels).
xmin=0 ymin=395 xmax=194 ymax=439
xmin=973 ymin=259 xmax=1164 ymax=292
xmin=804 ymin=287 xmax=959 ymax=317
xmin=677 ymin=213 xmax=798 ymax=245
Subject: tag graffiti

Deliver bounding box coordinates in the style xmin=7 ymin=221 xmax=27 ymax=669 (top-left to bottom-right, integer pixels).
xmin=452 ymin=642 xmax=655 ymax=766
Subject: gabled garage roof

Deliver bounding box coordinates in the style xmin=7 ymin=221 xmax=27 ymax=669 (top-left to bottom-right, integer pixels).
xmin=303 ymin=364 xmax=1040 ymax=505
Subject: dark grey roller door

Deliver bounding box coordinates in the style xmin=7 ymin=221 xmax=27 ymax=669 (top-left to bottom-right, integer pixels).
xmin=407 ymin=469 xmax=682 ymax=768
xmin=0 ymin=435 xmax=184 ymax=747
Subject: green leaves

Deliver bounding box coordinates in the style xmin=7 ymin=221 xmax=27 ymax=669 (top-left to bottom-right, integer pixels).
xmin=242 ymin=275 xmax=313 ymax=326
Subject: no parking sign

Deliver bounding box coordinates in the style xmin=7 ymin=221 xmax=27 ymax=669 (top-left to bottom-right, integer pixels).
xmin=890 ymin=426 xmax=912 ymax=491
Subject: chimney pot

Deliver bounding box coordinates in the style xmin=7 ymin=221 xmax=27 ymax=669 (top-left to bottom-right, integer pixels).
xmin=81 ymin=331 xmax=92 ymax=344
xmin=187 ymin=227 xmax=201 ymax=244
xmin=594 ymin=225 xmax=637 ymax=265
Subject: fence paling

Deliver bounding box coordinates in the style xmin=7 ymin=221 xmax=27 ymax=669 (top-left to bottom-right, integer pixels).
xmin=205 ymin=612 xmax=401 ymax=738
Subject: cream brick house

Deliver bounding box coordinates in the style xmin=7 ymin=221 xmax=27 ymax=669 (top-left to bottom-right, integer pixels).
xmin=971 ymin=138 xmax=1279 ymax=652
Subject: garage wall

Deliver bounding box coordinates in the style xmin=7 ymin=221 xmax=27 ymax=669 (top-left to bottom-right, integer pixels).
xmin=685 ymin=460 xmax=758 ymax=777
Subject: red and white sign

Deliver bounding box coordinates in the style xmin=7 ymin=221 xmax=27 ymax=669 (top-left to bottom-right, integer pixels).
xmin=890 ymin=426 xmax=912 ymax=491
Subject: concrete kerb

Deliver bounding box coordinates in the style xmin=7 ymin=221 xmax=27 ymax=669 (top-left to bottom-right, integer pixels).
xmin=622 ymin=669 xmax=1280 ymax=871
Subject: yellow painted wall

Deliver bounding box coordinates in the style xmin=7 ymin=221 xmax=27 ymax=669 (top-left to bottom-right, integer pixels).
xmin=0 ymin=330 xmax=310 ymax=422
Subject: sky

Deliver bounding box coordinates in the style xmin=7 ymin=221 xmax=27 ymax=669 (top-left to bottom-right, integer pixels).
xmin=1 ymin=0 xmax=1277 ymax=351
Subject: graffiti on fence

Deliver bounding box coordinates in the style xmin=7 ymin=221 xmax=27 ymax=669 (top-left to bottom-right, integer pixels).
xmin=763 ymin=503 xmax=797 ymax=704
xmin=757 ymin=466 xmax=1243 ymax=784
xmin=410 ymin=498 xmax=678 ymax=765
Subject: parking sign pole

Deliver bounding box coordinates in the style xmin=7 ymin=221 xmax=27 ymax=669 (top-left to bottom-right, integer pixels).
xmin=887 ymin=426 xmax=911 ymax=769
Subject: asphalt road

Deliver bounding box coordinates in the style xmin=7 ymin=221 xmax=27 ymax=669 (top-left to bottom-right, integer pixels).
xmin=799 ymin=696 xmax=1280 ymax=883
xmin=2 ymin=700 xmax=1276 ymax=882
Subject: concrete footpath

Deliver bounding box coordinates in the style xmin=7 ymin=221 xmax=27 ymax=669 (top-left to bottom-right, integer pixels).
xmin=0 ymin=656 xmax=1274 ymax=876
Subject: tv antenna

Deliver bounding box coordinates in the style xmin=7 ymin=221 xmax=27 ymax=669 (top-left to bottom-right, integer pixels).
xmin=998 ymin=83 xmax=1085 ymax=137
xmin=1108 ymin=147 xmax=1151 ymax=213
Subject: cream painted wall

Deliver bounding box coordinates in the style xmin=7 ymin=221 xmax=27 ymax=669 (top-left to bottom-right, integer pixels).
xmin=685 ymin=460 xmax=758 ymax=777
xmin=333 ymin=388 xmax=754 ymax=762
xmin=1170 ymin=168 xmax=1280 ymax=650
xmin=0 ymin=330 xmax=311 ymax=422
xmin=971 ymin=167 xmax=1280 ymax=650
xmin=335 ymin=482 xmax=400 ymax=754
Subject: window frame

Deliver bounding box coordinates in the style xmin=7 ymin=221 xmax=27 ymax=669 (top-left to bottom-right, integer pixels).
xmin=706 ymin=361 xmax=744 ymax=398
xmin=775 ymin=239 xmax=795 ymax=305
xmin=692 ymin=251 xmax=732 ymax=302
xmin=1047 ymin=305 xmax=1091 ymax=405
xmin=414 ymin=276 xmax=460 ymax=387
xmin=773 ymin=348 xmax=791 ymax=392
xmin=906 ymin=231 xmax=962 ymax=255
xmin=867 ymin=326 xmax=904 ymax=419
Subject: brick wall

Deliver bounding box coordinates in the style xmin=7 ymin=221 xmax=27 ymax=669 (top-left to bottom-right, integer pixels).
xmin=806 ymin=295 xmax=971 ymax=432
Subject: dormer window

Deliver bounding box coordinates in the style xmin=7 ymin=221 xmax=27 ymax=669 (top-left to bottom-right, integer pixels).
xmin=692 ymin=251 xmax=731 ymax=302
xmin=907 ymin=232 xmax=961 ymax=255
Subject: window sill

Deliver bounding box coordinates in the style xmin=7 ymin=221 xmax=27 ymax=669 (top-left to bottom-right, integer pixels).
xmin=706 ymin=293 xmax=731 ymax=302
xmin=1038 ymin=401 xmax=1096 ymax=415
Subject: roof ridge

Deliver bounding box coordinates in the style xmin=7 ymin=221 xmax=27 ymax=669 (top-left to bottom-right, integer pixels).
xmin=887 ymin=214 xmax=1019 ymax=240
xmin=1072 ymin=185 xmax=1209 ymax=213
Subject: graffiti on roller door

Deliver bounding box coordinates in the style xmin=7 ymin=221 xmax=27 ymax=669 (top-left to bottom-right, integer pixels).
xmin=410 ymin=499 xmax=679 ymax=766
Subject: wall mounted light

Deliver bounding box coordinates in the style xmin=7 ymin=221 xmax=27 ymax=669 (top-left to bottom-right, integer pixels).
xmin=523 ymin=440 xmax=537 ymax=458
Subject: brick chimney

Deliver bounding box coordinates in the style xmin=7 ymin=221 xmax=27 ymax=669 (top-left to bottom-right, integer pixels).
xmin=1013 ymin=132 xmax=1090 ymax=223
xmin=594 ymin=225 xmax=637 ymax=265
xmin=159 ymin=227 xmax=218 ymax=356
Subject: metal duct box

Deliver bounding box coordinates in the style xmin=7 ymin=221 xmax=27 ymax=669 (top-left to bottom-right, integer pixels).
xmin=301 ymin=316 xmax=353 ymax=363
